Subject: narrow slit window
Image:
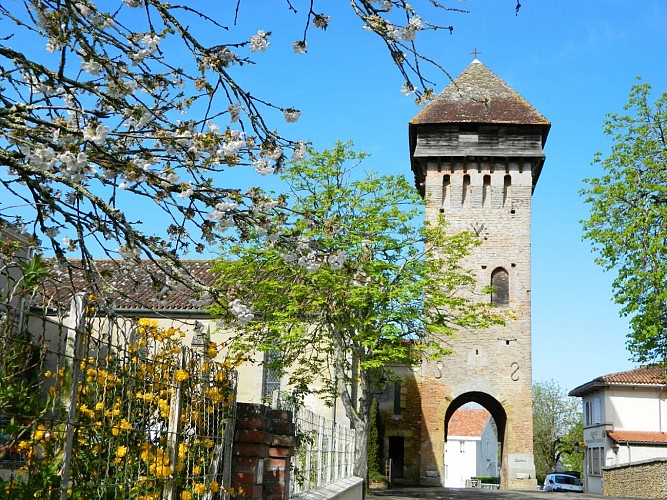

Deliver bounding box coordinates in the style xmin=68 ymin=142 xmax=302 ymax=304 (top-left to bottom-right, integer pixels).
xmin=503 ymin=174 xmax=512 ymax=207
xmin=462 ymin=174 xmax=471 ymax=207
xmin=442 ymin=174 xmax=451 ymax=209
xmin=482 ymin=175 xmax=491 ymax=208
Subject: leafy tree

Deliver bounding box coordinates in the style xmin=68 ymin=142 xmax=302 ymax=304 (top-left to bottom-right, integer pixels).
xmin=532 ymin=380 xmax=583 ymax=483
xmin=211 ymin=142 xmax=503 ymax=478
xmin=0 ymin=0 xmax=475 ymax=301
xmin=581 ymin=80 xmax=667 ymax=364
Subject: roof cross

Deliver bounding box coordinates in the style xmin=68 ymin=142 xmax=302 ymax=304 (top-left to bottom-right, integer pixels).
xmin=470 ymin=48 xmax=482 ymax=59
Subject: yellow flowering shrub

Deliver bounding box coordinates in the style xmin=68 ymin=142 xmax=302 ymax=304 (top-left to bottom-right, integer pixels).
xmin=1 ymin=316 xmax=239 ymax=499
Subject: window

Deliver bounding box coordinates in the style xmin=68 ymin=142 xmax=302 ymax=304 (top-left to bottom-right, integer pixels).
xmin=491 ymin=268 xmax=509 ymax=306
xmin=393 ymin=381 xmax=402 ymax=415
xmin=503 ymin=174 xmax=511 ymax=206
xmin=262 ymin=349 xmax=281 ymax=402
xmin=585 ymin=397 xmax=601 ymax=426
xmin=462 ymin=174 xmax=471 ymax=207
xmin=482 ymin=174 xmax=491 ymax=208
xmin=587 ymin=447 xmax=603 ymax=476
xmin=442 ymin=174 xmax=451 ymax=209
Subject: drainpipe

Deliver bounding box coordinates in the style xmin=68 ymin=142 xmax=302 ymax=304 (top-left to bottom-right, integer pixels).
xmin=659 ymin=386 xmax=665 ymax=433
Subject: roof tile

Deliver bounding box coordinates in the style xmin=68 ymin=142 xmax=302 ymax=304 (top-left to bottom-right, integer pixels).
xmin=608 ymin=430 xmax=667 ymax=445
xmin=34 ymin=259 xmax=216 ymax=312
xmin=410 ymin=60 xmax=549 ymax=126
xmin=448 ymin=409 xmax=491 ymax=438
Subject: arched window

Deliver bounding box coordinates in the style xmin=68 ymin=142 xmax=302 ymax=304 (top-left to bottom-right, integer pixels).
xmin=491 ymin=267 xmax=509 ymax=306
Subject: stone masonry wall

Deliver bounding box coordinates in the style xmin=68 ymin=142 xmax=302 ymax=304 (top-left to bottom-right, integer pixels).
xmin=603 ymin=459 xmax=667 ymax=498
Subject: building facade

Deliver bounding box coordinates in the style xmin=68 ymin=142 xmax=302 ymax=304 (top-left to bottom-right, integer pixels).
xmin=569 ymin=365 xmax=667 ymax=494
xmin=408 ymin=59 xmax=550 ymax=489
xmin=444 ymin=408 xmax=499 ymax=487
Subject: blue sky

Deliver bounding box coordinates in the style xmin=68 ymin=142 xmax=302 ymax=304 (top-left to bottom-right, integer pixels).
xmin=5 ymin=1 xmax=665 ymax=393
xmin=215 ymin=0 xmax=667 ymax=392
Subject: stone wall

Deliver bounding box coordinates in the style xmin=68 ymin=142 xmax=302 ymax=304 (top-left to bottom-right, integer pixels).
xmin=603 ymin=459 xmax=667 ymax=499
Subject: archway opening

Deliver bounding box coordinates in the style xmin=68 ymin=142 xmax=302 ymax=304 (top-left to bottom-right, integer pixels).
xmin=444 ymin=392 xmax=507 ymax=488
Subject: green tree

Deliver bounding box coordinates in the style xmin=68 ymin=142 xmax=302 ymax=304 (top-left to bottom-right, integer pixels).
xmin=532 ymin=380 xmax=583 ymax=483
xmin=581 ymin=80 xmax=667 ymax=364
xmin=211 ymin=142 xmax=502 ymax=478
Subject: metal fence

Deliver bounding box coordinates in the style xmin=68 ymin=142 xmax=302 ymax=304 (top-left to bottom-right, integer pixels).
xmin=0 ymin=294 xmax=237 ymax=499
xmin=290 ymin=406 xmax=356 ymax=497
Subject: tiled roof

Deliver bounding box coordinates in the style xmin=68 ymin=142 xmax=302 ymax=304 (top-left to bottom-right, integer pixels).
xmin=608 ymin=430 xmax=667 ymax=445
xmin=569 ymin=365 xmax=667 ymax=397
xmin=410 ymin=60 xmax=550 ymax=127
xmin=33 ymin=259 xmax=217 ymax=312
xmin=448 ymin=409 xmax=491 ymax=438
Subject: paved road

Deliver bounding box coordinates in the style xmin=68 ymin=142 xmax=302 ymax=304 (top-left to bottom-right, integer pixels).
xmin=369 ymin=486 xmax=648 ymax=500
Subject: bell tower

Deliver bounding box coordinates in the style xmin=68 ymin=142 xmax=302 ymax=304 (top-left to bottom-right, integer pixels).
xmin=409 ymin=59 xmax=550 ymax=489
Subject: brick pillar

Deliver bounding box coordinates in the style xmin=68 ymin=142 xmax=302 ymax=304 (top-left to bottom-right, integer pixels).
xmin=264 ymin=409 xmax=295 ymax=500
xmin=232 ymin=403 xmax=295 ymax=500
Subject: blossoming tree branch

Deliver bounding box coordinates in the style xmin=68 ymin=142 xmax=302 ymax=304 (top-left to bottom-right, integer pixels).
xmin=0 ymin=0 xmax=472 ymax=307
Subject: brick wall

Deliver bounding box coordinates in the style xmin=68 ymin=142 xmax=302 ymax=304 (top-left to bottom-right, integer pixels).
xmin=603 ymin=459 xmax=667 ymax=498
xmin=232 ymin=403 xmax=296 ymax=500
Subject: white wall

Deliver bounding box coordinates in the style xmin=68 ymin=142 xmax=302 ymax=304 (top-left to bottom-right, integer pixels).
xmin=444 ymin=437 xmax=478 ymax=487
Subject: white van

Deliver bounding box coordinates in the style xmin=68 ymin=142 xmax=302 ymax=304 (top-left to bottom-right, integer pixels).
xmin=544 ymin=473 xmax=584 ymax=493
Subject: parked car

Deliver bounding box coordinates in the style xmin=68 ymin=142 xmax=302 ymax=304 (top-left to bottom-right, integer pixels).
xmin=544 ymin=473 xmax=584 ymax=493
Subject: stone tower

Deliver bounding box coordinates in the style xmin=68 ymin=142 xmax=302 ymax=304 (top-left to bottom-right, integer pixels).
xmin=408 ymin=60 xmax=550 ymax=490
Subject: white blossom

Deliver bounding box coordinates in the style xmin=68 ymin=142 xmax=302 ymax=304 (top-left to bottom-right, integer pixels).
xmin=253 ymin=159 xmax=275 ymax=175
xmin=292 ymin=141 xmax=307 ymax=161
xmin=249 ymin=30 xmax=270 ymax=52
xmin=218 ymin=47 xmax=238 ymax=66
xmin=140 ymin=33 xmax=161 ymax=54
xmin=229 ymin=299 xmax=254 ymax=325
xmin=282 ymin=108 xmax=301 ymax=123
xmin=179 ymin=183 xmax=194 ymax=199
xmin=83 ymin=124 xmax=109 ymax=146
xmin=292 ymin=41 xmax=307 ymax=54
xmin=401 ymin=83 xmax=416 ymax=96
xmin=228 ymin=103 xmax=241 ymax=123
xmin=328 ymin=251 xmax=347 ymax=270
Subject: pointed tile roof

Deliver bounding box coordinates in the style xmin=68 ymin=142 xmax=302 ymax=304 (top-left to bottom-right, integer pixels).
xmin=569 ymin=365 xmax=667 ymax=397
xmin=410 ymin=59 xmax=550 ymax=127
xmin=447 ymin=409 xmax=491 ymax=438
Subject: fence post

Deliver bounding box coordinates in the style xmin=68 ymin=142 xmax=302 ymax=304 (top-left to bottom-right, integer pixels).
xmin=163 ymin=346 xmax=186 ymax=500
xmin=316 ymin=415 xmax=324 ymax=488
xmin=60 ymin=293 xmax=87 ymax=500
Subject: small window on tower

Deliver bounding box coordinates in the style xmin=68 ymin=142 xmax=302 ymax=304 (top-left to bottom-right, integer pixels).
xmin=491 ymin=267 xmax=509 ymax=306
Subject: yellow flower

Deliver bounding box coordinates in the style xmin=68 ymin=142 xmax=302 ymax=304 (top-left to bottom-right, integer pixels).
xmin=180 ymin=491 xmax=193 ymax=500
xmin=192 ymin=465 xmax=201 ymax=475
xmin=209 ymin=482 xmax=219 ymax=493
xmin=174 ymin=369 xmax=189 ymax=382
xmin=116 ymin=446 xmax=128 ymax=458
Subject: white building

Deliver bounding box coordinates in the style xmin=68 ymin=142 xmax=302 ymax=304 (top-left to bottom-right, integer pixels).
xmin=444 ymin=408 xmax=499 ymax=487
xmin=569 ymin=365 xmax=667 ymax=494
